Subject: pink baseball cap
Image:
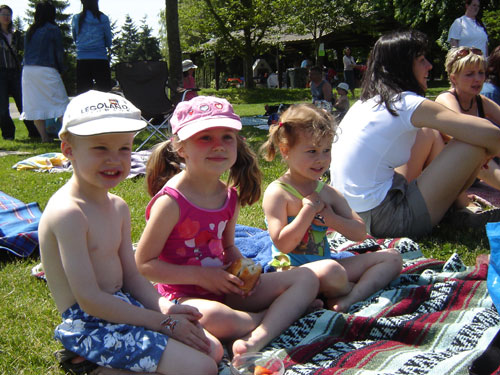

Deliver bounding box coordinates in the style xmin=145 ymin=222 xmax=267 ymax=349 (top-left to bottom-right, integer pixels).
xmin=171 ymin=96 xmax=242 ymax=140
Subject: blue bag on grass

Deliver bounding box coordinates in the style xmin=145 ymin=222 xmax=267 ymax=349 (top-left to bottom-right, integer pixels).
xmin=46 ymin=118 xmax=62 ymax=137
xmin=485 ymin=222 xmax=500 ymax=311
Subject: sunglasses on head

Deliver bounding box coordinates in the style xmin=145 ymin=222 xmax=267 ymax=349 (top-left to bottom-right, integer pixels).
xmin=457 ymin=48 xmax=483 ymax=59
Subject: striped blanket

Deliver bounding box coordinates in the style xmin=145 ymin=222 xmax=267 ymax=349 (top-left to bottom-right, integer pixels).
xmin=220 ymin=232 xmax=500 ymax=374
xmin=0 ymin=191 xmax=41 ymax=257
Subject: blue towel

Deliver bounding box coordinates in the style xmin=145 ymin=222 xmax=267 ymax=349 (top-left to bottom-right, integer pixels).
xmin=486 ymin=222 xmax=500 ymax=312
xmin=235 ymin=224 xmax=354 ymax=273
xmin=235 ymin=224 xmax=275 ymax=272
xmin=0 ymin=191 xmax=41 ymax=257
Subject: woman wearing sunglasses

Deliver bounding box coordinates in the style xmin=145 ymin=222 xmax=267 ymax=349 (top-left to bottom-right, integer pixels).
xmin=435 ymin=47 xmax=500 ymax=190
xmin=436 ymin=47 xmax=500 ymax=125
xmin=330 ymin=30 xmax=500 ymax=239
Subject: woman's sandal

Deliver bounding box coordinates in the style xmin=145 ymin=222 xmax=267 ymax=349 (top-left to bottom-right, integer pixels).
xmin=54 ymin=348 xmax=98 ymax=375
xmin=450 ymin=205 xmax=500 ymax=228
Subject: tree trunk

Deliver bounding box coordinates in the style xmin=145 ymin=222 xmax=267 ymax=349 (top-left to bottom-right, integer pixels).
xmin=243 ymin=27 xmax=255 ymax=89
xmin=214 ymin=52 xmax=220 ymax=90
xmin=165 ymin=0 xmax=183 ymax=104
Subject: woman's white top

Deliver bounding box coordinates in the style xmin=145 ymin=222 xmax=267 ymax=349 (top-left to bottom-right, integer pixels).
xmin=448 ymin=15 xmax=488 ymax=56
xmin=330 ymin=92 xmax=426 ymax=212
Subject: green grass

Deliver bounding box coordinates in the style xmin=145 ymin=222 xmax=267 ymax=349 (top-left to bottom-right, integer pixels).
xmin=0 ymin=88 xmax=489 ymax=374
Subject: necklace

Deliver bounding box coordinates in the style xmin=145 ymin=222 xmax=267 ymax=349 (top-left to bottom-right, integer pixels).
xmin=452 ymin=90 xmax=474 ymax=112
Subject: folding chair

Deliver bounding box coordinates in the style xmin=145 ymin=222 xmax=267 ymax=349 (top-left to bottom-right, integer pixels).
xmin=115 ymin=61 xmax=174 ymax=151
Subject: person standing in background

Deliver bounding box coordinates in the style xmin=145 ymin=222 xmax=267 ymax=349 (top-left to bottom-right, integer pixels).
xmin=72 ymin=0 xmax=112 ymax=94
xmin=342 ymin=47 xmax=357 ymax=99
xmin=448 ymin=0 xmax=488 ymax=56
xmin=21 ymin=1 xmax=69 ymax=143
xmin=182 ymin=59 xmax=198 ymax=101
xmin=0 ymin=5 xmax=39 ymax=140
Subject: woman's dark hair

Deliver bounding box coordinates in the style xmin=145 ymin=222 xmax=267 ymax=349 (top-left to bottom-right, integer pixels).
xmin=78 ymin=0 xmax=102 ymax=34
xmin=0 ymin=5 xmax=13 ymax=33
xmin=360 ymin=30 xmax=429 ymax=116
xmin=27 ymin=1 xmax=56 ymax=42
xmin=486 ymin=45 xmax=500 ymax=87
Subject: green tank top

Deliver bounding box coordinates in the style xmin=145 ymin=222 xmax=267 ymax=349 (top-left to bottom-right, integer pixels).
xmin=268 ymin=180 xmax=330 ymax=268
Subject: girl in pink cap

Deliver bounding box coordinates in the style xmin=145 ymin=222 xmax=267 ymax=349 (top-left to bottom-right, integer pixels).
xmin=135 ymin=96 xmax=320 ymax=356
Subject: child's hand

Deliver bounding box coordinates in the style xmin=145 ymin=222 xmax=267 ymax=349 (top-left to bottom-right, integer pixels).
xmin=160 ymin=315 xmax=211 ymax=354
xmin=199 ymin=267 xmax=246 ymax=296
xmin=159 ymin=299 xmax=203 ymax=321
xmin=302 ymin=192 xmax=325 ymax=213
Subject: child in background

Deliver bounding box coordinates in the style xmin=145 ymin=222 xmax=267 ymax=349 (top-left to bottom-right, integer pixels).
xmin=182 ymin=59 xmax=199 ymax=101
xmin=135 ymin=96 xmax=319 ymax=356
xmin=333 ymin=82 xmax=350 ymax=118
xmin=261 ymin=104 xmax=402 ymax=312
xmin=39 ymin=90 xmax=222 ymax=375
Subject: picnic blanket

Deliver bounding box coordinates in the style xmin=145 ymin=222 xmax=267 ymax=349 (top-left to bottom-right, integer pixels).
xmin=11 ymin=151 xmax=152 ymax=179
xmin=12 ymin=152 xmax=72 ymax=173
xmin=0 ymin=191 xmax=41 ymax=257
xmin=241 ymin=116 xmax=270 ymax=130
xmin=222 ymin=226 xmax=500 ymax=375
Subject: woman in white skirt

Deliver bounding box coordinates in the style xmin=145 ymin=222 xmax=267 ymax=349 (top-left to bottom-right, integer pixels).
xmin=21 ymin=1 xmax=68 ymax=142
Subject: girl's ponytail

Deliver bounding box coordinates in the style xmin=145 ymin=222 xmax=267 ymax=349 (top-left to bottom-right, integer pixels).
xmin=229 ymin=135 xmax=262 ymax=207
xmin=146 ymin=140 xmax=183 ymax=196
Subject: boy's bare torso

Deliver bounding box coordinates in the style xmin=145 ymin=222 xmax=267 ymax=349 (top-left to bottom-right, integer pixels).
xmin=39 ymin=182 xmax=126 ymax=314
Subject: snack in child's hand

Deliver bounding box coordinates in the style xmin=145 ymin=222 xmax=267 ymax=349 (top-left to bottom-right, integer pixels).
xmin=227 ymin=258 xmax=262 ymax=293
xmin=254 ymin=365 xmax=273 ymax=375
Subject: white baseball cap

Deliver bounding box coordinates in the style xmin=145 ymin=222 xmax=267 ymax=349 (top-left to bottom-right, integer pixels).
xmin=337 ymin=82 xmax=349 ymax=91
xmin=59 ymin=90 xmax=146 ymax=139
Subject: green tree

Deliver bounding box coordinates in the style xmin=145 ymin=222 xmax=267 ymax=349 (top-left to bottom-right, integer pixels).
xmin=176 ymin=0 xmax=288 ymax=88
xmin=285 ymin=0 xmax=377 ymax=63
xmin=137 ymin=17 xmax=162 ymax=61
xmin=483 ymin=9 xmax=500 ymax=49
xmin=387 ymin=0 xmax=500 ymax=50
xmin=111 ymin=15 xmax=162 ymax=65
xmin=13 ymin=16 xmax=25 ymax=32
xmin=114 ymin=15 xmax=141 ymax=63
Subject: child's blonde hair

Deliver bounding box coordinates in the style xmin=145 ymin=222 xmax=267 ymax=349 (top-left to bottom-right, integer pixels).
xmin=445 ymin=47 xmax=487 ymax=85
xmin=260 ymin=103 xmax=337 ymax=161
xmin=146 ymin=134 xmax=262 ymax=207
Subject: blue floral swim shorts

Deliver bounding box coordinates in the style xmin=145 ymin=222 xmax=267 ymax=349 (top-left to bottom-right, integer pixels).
xmin=54 ymin=291 xmax=168 ymax=372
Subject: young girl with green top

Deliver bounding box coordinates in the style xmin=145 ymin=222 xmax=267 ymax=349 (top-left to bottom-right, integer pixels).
xmin=261 ymin=103 xmax=403 ymax=312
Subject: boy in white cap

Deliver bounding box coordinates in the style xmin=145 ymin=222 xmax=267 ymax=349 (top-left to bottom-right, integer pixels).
xmin=39 ymin=90 xmax=222 ymax=374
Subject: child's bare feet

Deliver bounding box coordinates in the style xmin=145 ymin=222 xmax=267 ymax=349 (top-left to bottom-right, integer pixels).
xmin=232 ymin=327 xmax=269 ymax=356
xmin=328 ymin=297 xmax=352 ymax=313
xmin=326 ymin=281 xmax=355 ymax=312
